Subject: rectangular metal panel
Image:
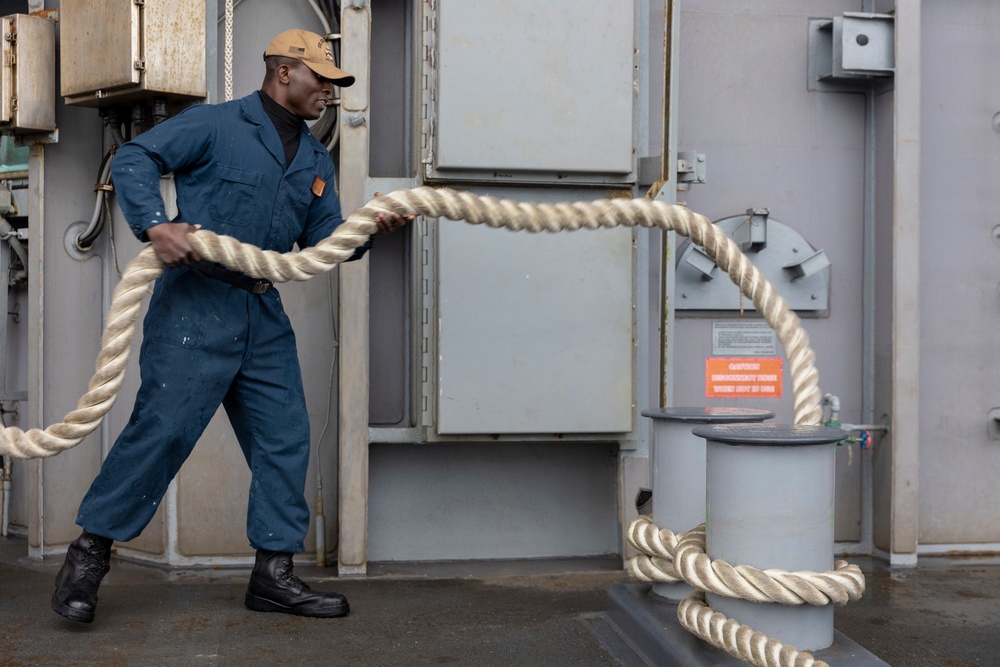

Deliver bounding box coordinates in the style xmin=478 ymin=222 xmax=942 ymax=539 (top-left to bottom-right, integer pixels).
xmin=369 ymin=442 xmax=620 ymax=560
xmin=1 ymin=14 xmax=58 ymax=131
xmin=5 ymin=14 xmax=56 ymax=133
xmin=914 ymin=2 xmax=1000 ymax=545
xmin=60 ymin=0 xmax=140 ymax=97
xmin=61 ymin=0 xmax=205 ymax=106
xmin=425 ymin=0 xmax=634 ymax=183
xmin=142 ymin=0 xmax=206 ymax=100
xmin=435 ymin=189 xmax=633 ymax=435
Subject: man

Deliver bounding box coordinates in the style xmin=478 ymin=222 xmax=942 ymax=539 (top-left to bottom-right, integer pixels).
xmin=51 ymin=29 xmax=405 ymax=623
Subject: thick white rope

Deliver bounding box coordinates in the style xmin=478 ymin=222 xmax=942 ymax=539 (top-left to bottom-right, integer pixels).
xmin=678 ymin=592 xmax=830 ymax=667
xmin=607 ymin=177 xmax=865 ymax=667
xmin=223 ymin=0 xmax=234 ymax=102
xmin=0 ymin=187 xmax=822 ymax=460
xmin=628 ymin=517 xmax=865 ymax=607
xmin=625 ymin=513 xmax=685 ymax=583
xmin=0 ymin=185 xmax=838 ymax=663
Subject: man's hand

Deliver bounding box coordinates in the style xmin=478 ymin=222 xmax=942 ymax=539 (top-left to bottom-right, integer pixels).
xmin=372 ymin=193 xmax=413 ymax=236
xmin=147 ymin=222 xmax=202 ymax=268
xmin=373 ymin=211 xmax=413 ymax=236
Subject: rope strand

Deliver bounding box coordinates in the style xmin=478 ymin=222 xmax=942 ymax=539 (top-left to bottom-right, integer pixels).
xmin=0 ymin=187 xmax=822 ymax=460
xmin=0 ymin=186 xmax=844 ymax=666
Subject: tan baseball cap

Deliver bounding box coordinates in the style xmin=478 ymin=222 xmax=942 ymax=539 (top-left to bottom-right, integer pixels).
xmin=264 ymin=29 xmax=355 ymax=87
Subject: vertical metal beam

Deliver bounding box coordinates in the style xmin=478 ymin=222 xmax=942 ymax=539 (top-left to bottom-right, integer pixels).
xmin=659 ymin=0 xmax=678 ymax=409
xmin=26 ymin=143 xmax=43 ymax=557
xmin=889 ymin=0 xmax=921 ymax=565
xmin=0 ymin=235 xmax=9 ymax=401
xmin=858 ymin=89 xmax=876 ymax=556
xmin=338 ymin=1 xmax=372 ymax=577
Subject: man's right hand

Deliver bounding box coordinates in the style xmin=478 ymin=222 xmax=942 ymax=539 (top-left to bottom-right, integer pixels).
xmin=147 ymin=222 xmax=202 ymax=268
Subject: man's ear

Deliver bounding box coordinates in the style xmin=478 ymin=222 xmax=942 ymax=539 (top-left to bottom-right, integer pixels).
xmin=277 ymin=63 xmax=292 ymax=84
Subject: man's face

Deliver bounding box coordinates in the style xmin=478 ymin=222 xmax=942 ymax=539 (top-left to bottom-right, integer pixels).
xmin=283 ymin=61 xmax=333 ymax=121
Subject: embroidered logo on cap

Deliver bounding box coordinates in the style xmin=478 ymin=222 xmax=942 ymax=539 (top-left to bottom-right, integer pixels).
xmin=315 ymin=38 xmax=334 ymax=63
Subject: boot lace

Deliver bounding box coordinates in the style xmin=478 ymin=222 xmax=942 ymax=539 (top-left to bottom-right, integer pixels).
xmin=275 ymin=557 xmax=308 ymax=590
xmin=77 ymin=543 xmax=110 ymax=584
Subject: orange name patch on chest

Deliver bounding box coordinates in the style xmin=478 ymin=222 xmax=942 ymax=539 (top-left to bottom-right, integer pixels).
xmin=311 ymin=176 xmax=326 ymax=198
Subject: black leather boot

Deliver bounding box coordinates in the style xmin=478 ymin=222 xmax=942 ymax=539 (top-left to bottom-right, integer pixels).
xmin=244 ymin=549 xmax=350 ymax=618
xmin=51 ymin=531 xmax=114 ymax=623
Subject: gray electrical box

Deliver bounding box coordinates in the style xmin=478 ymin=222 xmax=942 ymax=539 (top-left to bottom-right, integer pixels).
xmin=422 ymin=0 xmax=635 ymax=185
xmin=431 ymin=189 xmax=635 ymax=436
xmin=60 ymin=0 xmax=206 ymax=107
xmin=0 ymin=14 xmax=56 ymax=134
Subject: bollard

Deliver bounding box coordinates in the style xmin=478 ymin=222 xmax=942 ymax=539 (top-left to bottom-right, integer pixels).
xmin=640 ymin=408 xmax=774 ymax=600
xmin=692 ymin=423 xmax=847 ymax=651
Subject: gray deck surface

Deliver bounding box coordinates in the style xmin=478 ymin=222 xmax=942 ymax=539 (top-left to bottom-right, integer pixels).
xmin=1 ymin=537 xmax=997 ymax=666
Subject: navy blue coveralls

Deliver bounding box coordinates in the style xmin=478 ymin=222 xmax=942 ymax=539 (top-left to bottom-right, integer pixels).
xmin=76 ymin=92 xmax=353 ymax=553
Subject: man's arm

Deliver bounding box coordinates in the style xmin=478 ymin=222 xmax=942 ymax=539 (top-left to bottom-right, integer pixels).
xmin=112 ymin=105 xmax=216 ymax=265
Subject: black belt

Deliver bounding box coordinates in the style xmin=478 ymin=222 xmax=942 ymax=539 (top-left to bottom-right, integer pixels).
xmin=192 ymin=260 xmax=272 ymax=295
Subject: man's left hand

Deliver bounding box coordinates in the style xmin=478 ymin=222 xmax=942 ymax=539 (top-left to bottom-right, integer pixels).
xmin=372 ymin=192 xmax=413 ymax=236
xmin=373 ymin=211 xmax=412 ymax=236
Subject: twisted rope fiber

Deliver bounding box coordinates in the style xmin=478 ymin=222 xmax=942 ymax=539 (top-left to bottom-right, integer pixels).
xmin=625 ymin=512 xmax=685 ymax=583
xmin=0 ymin=186 xmax=838 ymax=664
xmin=0 ymin=186 xmax=823 ymax=460
xmin=679 ymin=592 xmax=829 ymax=667
xmin=627 ymin=517 xmax=865 ymax=606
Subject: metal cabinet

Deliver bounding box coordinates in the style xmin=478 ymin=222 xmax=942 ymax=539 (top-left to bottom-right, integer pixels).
xmin=60 ymin=0 xmax=206 ymax=107
xmin=0 ymin=14 xmax=56 ymax=134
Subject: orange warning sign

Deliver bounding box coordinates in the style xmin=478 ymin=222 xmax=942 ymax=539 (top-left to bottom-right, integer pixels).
xmin=705 ymin=357 xmax=783 ymax=399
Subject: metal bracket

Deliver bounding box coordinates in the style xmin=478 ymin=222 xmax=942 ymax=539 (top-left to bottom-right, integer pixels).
xmin=677 ymin=151 xmax=706 ymax=184
xmin=675 ymin=211 xmax=831 ymax=314
xmin=734 ymin=208 xmax=768 ymax=253
xmin=28 ymin=9 xmax=58 ymax=22
xmin=685 ymin=247 xmax=717 ymax=280
xmin=12 ymin=127 xmax=58 ymax=145
xmin=636 ymin=156 xmax=663 ymax=187
xmin=784 ymin=248 xmax=831 ymax=281
xmin=808 ymin=13 xmax=894 ymax=92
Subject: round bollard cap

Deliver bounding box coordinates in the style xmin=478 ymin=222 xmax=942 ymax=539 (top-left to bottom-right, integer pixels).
xmin=692 ymin=422 xmax=848 ymax=447
xmin=640 ymin=407 xmax=775 ymax=424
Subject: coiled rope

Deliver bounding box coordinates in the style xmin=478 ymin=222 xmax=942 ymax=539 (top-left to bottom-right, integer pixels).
xmin=629 ymin=520 xmax=864 ymax=607
xmin=613 ymin=182 xmax=865 ymax=666
xmin=0 ymin=186 xmax=845 ymax=663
